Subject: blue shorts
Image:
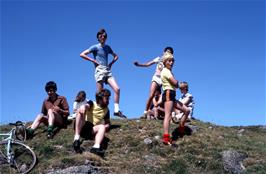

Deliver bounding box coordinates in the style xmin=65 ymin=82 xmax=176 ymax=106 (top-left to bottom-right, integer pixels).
xmin=162 ymin=90 xmax=176 ymax=102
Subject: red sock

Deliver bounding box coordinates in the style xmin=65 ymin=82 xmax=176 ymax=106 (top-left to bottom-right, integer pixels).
xmin=163 ymin=134 xmax=171 ymax=144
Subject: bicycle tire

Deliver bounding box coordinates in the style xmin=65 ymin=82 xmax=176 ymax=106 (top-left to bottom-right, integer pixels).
xmin=0 ymin=140 xmax=37 ymax=174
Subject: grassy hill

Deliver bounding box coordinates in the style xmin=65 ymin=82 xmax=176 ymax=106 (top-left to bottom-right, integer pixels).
xmin=1 ymin=119 xmax=266 ymax=174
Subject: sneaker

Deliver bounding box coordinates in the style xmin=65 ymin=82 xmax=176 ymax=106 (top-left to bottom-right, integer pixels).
xmin=114 ymin=111 xmax=127 ymax=118
xmin=73 ymin=140 xmax=82 ymax=153
xmin=90 ymin=147 xmax=105 ymax=157
xmin=68 ymin=114 xmax=76 ymax=120
xmin=47 ymin=131 xmax=54 ymax=139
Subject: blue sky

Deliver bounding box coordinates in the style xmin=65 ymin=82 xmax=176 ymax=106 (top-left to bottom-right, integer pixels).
xmin=1 ymin=0 xmax=265 ymax=126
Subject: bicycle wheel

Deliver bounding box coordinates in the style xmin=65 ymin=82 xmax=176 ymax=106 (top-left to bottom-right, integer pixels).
xmin=0 ymin=141 xmax=37 ymax=174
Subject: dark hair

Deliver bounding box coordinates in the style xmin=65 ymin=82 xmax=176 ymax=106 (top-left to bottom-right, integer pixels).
xmin=45 ymin=81 xmax=57 ymax=92
xmin=75 ymin=90 xmax=86 ymax=102
xmin=96 ymin=28 xmax=107 ymax=39
xmin=164 ymin=47 xmax=174 ymax=54
xmin=96 ymin=89 xmax=111 ymax=103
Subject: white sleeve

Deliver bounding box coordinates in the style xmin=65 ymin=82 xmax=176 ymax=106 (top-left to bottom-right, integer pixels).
xmin=153 ymin=56 xmax=160 ymax=63
xmin=73 ymin=102 xmax=78 ymax=110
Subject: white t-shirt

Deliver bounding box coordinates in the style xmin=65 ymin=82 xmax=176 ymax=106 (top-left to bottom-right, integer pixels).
xmin=179 ymin=92 xmax=194 ymax=116
xmin=153 ymin=56 xmax=164 ymax=76
xmin=73 ymin=100 xmax=89 ymax=113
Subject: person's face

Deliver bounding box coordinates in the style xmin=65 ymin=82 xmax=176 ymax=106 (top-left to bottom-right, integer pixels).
xmin=98 ymin=33 xmax=107 ymax=44
xmin=47 ymin=88 xmax=56 ymax=98
xmin=165 ymin=59 xmax=174 ymax=69
xmin=101 ymin=95 xmax=110 ymax=107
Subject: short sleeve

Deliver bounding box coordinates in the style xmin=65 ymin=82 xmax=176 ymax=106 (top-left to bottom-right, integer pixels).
xmin=87 ymin=45 xmax=97 ymax=52
xmin=165 ymin=69 xmax=173 ymax=79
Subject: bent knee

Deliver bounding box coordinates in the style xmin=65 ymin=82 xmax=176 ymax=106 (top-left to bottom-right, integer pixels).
xmin=78 ymin=105 xmax=87 ymax=114
xmin=36 ymin=114 xmax=45 ymax=120
xmin=114 ymin=87 xmax=120 ymax=94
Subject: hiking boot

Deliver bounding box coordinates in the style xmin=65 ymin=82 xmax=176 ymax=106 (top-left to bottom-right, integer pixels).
xmin=114 ymin=111 xmax=127 ymax=118
xmin=90 ymin=147 xmax=105 ymax=157
xmin=47 ymin=130 xmax=54 ymax=139
xmin=73 ymin=140 xmax=82 ymax=153
xmin=26 ymin=128 xmax=34 ymax=140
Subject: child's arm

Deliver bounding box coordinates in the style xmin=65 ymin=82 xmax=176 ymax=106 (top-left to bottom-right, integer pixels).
xmin=80 ymin=49 xmax=99 ymax=66
xmin=134 ymin=60 xmax=156 ymax=67
xmin=109 ymin=52 xmax=118 ymax=68
xmin=134 ymin=56 xmax=160 ymax=67
xmin=169 ymin=76 xmax=179 ymax=88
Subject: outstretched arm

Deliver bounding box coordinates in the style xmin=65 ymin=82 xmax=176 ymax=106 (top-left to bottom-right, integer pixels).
xmin=134 ymin=60 xmax=156 ymax=67
xmin=80 ymin=49 xmax=99 ymax=66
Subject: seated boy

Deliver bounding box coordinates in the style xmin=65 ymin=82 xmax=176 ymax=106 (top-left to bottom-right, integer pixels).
xmin=73 ymin=89 xmax=111 ymax=157
xmin=26 ymin=81 xmax=70 ymax=139
xmin=172 ymin=81 xmax=195 ymax=123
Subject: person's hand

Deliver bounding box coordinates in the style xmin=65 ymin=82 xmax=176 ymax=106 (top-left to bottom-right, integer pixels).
xmin=53 ymin=106 xmax=61 ymax=113
xmin=134 ymin=61 xmax=139 ymax=66
xmin=108 ymin=63 xmax=113 ymax=69
xmin=94 ymin=60 xmax=100 ymax=66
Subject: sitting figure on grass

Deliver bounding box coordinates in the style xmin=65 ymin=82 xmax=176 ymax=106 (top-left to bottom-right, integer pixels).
xmin=26 ymin=81 xmax=70 ymax=139
xmin=146 ymin=86 xmax=165 ymax=120
xmin=68 ymin=90 xmax=89 ymax=120
xmin=172 ymin=81 xmax=195 ymax=123
xmin=73 ymin=89 xmax=111 ymax=157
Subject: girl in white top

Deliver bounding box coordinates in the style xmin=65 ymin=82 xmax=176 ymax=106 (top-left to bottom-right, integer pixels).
xmin=69 ymin=91 xmax=88 ymax=120
xmin=133 ymin=47 xmax=174 ymax=119
xmin=172 ymin=82 xmax=195 ymax=122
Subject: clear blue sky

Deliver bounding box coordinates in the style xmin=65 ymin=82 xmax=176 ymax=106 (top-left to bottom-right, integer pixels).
xmin=1 ymin=0 xmax=265 ymax=126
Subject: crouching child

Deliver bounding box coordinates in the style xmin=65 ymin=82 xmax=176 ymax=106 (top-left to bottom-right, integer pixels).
xmin=73 ymin=89 xmax=111 ymax=157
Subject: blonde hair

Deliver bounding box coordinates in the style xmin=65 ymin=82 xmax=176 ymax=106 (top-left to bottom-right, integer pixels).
xmin=179 ymin=81 xmax=189 ymax=91
xmin=162 ymin=52 xmax=174 ymax=65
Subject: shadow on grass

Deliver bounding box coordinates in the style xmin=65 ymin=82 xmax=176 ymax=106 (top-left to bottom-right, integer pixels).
xmin=171 ymin=126 xmax=192 ymax=141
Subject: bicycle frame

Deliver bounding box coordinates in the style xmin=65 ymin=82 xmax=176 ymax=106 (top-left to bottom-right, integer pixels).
xmin=0 ymin=128 xmax=17 ymax=164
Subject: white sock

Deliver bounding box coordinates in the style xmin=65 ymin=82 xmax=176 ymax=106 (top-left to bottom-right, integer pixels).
xmin=114 ymin=103 xmax=119 ymax=113
xmin=93 ymin=144 xmax=100 ymax=149
xmin=74 ymin=134 xmax=80 ymax=141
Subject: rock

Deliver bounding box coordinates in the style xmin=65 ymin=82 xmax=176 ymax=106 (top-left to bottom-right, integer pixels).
xmin=144 ymin=138 xmax=153 ymax=149
xmin=144 ymin=138 xmax=153 ymax=145
xmin=237 ymin=129 xmax=245 ymax=134
xmin=154 ymin=135 xmax=160 ymax=140
xmin=46 ymin=165 xmax=100 ymax=174
xmin=187 ymin=125 xmax=199 ymax=133
xmin=222 ymin=150 xmax=247 ymax=174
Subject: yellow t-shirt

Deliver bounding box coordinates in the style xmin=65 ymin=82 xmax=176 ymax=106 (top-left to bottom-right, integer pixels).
xmin=85 ymin=101 xmax=109 ymax=125
xmin=161 ymin=67 xmax=175 ymax=91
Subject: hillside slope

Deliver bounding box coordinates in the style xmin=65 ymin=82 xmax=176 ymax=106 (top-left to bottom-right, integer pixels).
xmin=1 ymin=119 xmax=266 ymax=174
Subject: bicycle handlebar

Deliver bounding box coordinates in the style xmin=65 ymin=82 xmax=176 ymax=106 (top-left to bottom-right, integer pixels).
xmin=9 ymin=121 xmax=24 ymax=127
